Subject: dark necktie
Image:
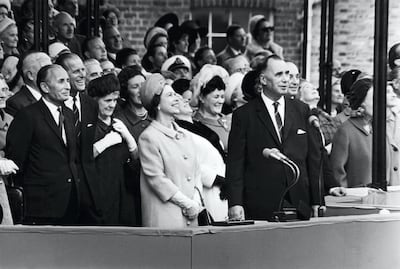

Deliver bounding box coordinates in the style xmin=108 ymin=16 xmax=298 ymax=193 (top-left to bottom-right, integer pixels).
xmin=273 ymin=101 xmax=283 ymax=139
xmin=58 ymin=106 xmax=65 ymax=139
xmin=72 ymin=95 xmax=81 ymax=138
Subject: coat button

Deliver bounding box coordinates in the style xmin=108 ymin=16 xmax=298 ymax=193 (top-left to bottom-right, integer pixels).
xmin=394 ymin=146 xmax=398 ymax=152
xmin=394 ymin=167 xmax=398 ymax=171
xmin=187 ymin=176 xmax=191 ymax=181
xmin=183 ymin=155 xmax=188 ymax=160
xmin=186 ymin=220 xmax=191 ymax=226
xmin=67 ymin=178 xmax=72 ymax=183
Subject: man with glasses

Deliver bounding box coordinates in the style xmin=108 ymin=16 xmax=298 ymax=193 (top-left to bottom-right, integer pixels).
xmin=245 ymin=15 xmax=283 ymax=61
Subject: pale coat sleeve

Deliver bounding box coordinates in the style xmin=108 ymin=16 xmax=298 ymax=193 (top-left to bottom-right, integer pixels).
xmin=191 ymin=132 xmax=225 ymax=188
xmin=138 ymin=131 xmax=179 ymax=202
xmin=330 ymin=125 xmax=350 ymax=187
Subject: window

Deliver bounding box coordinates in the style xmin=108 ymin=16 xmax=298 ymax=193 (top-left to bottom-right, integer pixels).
xmin=192 ymin=8 xmax=273 ymax=54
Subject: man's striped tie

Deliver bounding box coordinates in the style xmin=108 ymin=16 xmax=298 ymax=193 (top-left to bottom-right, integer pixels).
xmin=72 ymin=96 xmax=81 ymax=138
xmin=273 ymin=101 xmax=283 ymax=139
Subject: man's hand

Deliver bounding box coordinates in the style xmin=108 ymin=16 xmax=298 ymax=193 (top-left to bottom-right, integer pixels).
xmin=329 ymin=187 xmax=347 ymax=197
xmin=228 ymin=205 xmax=245 ymax=221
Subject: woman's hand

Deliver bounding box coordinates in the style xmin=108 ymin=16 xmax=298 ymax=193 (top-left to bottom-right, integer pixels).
xmin=112 ymin=118 xmax=138 ymax=154
xmin=0 ymin=159 xmax=19 ymax=176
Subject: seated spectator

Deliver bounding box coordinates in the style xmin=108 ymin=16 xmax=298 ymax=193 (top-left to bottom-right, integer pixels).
xmin=0 ymin=17 xmax=18 ymax=58
xmin=388 ymin=42 xmax=400 ymax=70
xmin=1 ymin=55 xmax=21 ymax=92
xmin=103 ymin=26 xmax=123 ymax=64
xmin=102 ymin=5 xmax=120 ymax=28
xmin=223 ymin=55 xmax=250 ymax=75
xmin=48 ymin=42 xmax=71 ymax=63
xmin=330 ymin=78 xmax=374 ymax=187
xmin=52 ymin=12 xmax=83 ymax=58
xmin=82 ymin=36 xmax=108 ymax=61
xmin=17 ymin=19 xmax=34 ymax=55
xmin=167 ymin=25 xmax=189 ymax=56
xmin=161 ymin=55 xmax=192 ymax=80
xmin=116 ymin=48 xmax=141 ymax=69
xmin=0 ymin=0 xmax=10 ymax=23
xmin=194 ymin=46 xmax=217 ymax=72
xmin=100 ymin=59 xmax=117 ymax=76
xmin=143 ymin=26 xmax=168 ymax=50
xmin=87 ymin=74 xmax=138 ymax=225
xmin=141 ymin=43 xmax=168 ymax=73
xmin=217 ymin=24 xmax=247 ymax=66
xmin=84 ymin=58 xmax=103 ymax=85
xmin=245 ymin=15 xmax=283 ymax=61
xmin=138 ymin=73 xmax=203 ymax=228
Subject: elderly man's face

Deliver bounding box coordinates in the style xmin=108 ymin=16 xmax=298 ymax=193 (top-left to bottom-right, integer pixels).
xmin=55 ymin=13 xmax=75 ymax=41
xmin=65 ymin=56 xmax=86 ymax=92
xmin=87 ymin=37 xmax=108 ymax=61
xmin=43 ymin=66 xmax=71 ymax=106
xmin=85 ymin=63 xmax=103 ymax=84
xmin=261 ymin=58 xmax=289 ymax=101
xmin=104 ymin=27 xmax=123 ymax=53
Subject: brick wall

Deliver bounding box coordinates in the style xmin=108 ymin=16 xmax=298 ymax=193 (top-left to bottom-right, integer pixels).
xmin=103 ymin=0 xmax=191 ymax=56
xmin=310 ymin=0 xmax=400 ymax=85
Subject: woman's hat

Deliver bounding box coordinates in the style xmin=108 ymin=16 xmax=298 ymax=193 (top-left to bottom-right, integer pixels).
xmin=143 ymin=26 xmax=168 ymax=49
xmin=0 ymin=17 xmax=15 ymax=36
xmin=140 ymin=73 xmax=166 ymax=111
xmin=180 ymin=20 xmax=207 ymax=38
xmin=154 ymin=13 xmax=179 ymax=30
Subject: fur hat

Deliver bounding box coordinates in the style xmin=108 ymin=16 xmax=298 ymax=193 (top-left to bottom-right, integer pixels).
xmin=143 ymin=26 xmax=168 ymax=49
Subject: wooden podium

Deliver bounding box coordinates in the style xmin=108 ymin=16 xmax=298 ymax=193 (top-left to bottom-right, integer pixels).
xmin=0 ymin=179 xmax=13 ymax=225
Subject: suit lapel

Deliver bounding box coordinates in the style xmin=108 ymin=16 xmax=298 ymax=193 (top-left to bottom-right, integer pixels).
xmin=282 ymin=97 xmax=295 ymax=143
xmin=21 ymin=86 xmax=37 ymax=104
xmin=63 ymin=108 xmax=76 ymax=155
xmin=254 ymin=98 xmax=281 ymax=145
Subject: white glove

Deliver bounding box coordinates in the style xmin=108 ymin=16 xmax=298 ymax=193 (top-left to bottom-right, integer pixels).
xmin=112 ymin=118 xmax=137 ymax=152
xmin=0 ymin=159 xmax=19 ymax=176
xmin=93 ymin=131 xmax=122 ymax=156
xmin=170 ymin=191 xmax=202 ymax=220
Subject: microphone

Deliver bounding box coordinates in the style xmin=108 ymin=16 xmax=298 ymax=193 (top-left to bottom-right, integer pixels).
xmin=308 ymin=115 xmax=320 ymax=129
xmin=262 ymin=148 xmax=289 ymax=162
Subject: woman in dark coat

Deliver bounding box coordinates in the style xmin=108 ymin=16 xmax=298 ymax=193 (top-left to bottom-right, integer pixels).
xmin=88 ymin=74 xmax=138 ymax=225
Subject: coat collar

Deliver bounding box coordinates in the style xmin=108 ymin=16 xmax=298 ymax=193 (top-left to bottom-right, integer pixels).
xmin=151 ymin=120 xmax=185 ymax=140
xmin=349 ymin=117 xmax=372 ymax=136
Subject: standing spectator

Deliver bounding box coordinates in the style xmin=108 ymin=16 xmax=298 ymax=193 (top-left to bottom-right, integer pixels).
xmin=194 ymin=46 xmax=217 ymax=72
xmin=56 ymin=53 xmax=103 ymax=224
xmin=330 ymin=78 xmax=374 ymax=187
xmin=115 ymin=65 xmax=151 ymax=225
xmin=245 ymin=15 xmax=283 ymax=61
xmin=88 ymin=74 xmax=138 ymax=225
xmin=167 ymin=26 xmax=189 ymax=56
xmin=286 ymin=61 xmax=300 ymax=98
xmin=6 ymin=64 xmax=79 ymax=225
xmin=143 ymin=26 xmax=168 ymax=50
xmin=217 ymin=25 xmax=247 ymax=66
xmin=6 ymin=51 xmax=52 ymax=116
xmin=138 ymin=73 xmax=203 ymax=228
xmin=192 ymin=75 xmax=231 ymax=153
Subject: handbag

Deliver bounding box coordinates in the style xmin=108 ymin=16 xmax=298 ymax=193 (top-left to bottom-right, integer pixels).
xmin=194 ymin=186 xmax=214 ymax=226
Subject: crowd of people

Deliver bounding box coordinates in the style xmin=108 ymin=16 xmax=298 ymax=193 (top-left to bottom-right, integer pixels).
xmin=0 ymin=0 xmax=399 ymax=228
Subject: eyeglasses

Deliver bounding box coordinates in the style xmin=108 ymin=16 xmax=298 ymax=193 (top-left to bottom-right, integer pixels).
xmin=261 ymin=26 xmax=275 ymax=32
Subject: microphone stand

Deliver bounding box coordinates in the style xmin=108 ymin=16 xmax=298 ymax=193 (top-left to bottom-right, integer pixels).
xmin=315 ymin=126 xmax=326 ymax=217
xmin=272 ymin=157 xmax=301 ymax=222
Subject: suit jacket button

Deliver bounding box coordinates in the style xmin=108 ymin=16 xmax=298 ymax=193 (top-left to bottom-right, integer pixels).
xmin=67 ymin=178 xmax=72 ymax=183
xmin=187 ymin=176 xmax=191 ymax=181
xmin=183 ymin=155 xmax=188 ymax=160
xmin=394 ymin=167 xmax=398 ymax=171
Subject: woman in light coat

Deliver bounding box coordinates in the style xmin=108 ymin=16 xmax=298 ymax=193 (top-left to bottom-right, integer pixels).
xmin=138 ymin=73 xmax=203 ymax=228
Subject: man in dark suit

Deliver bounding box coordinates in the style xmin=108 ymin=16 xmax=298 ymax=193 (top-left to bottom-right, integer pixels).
xmin=6 ymin=52 xmax=52 ymax=116
xmin=56 ymin=53 xmax=103 ymax=224
xmin=6 ymin=64 xmax=79 ymax=225
xmin=227 ymin=55 xmax=322 ymax=221
xmin=216 ymin=25 xmax=247 ymax=67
